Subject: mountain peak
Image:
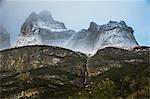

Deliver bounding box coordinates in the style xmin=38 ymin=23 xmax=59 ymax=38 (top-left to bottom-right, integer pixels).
xmin=16 ymin=11 xmax=139 ymax=55
xmin=119 ymin=21 xmax=126 ymax=25
xmin=20 ymin=10 xmax=67 ymax=36
xmin=90 ymin=22 xmax=97 ymax=28
xmin=66 ymin=21 xmax=138 ymax=54
xmin=108 ymin=20 xmax=127 ymax=27
xmin=89 ymin=22 xmax=99 ymax=32
xmin=26 ymin=10 xmax=54 ymax=23
xmin=38 ymin=10 xmax=55 ymax=23
xmin=88 ymin=21 xmax=128 ymax=32
xmin=109 ymin=20 xmax=118 ymax=24
xmin=90 ymin=22 xmax=97 ymax=27
xmin=38 ymin=10 xmax=52 ymax=17
xmin=15 ymin=11 xmax=74 ymax=48
xmin=29 ymin=12 xmax=37 ymax=17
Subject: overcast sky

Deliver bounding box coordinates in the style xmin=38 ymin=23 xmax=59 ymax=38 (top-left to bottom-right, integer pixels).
xmin=0 ymin=0 xmax=150 ymax=46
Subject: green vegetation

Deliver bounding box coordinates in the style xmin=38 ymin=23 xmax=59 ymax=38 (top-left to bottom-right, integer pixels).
xmin=0 ymin=46 xmax=149 ymax=98
xmin=69 ymin=64 xmax=150 ymax=98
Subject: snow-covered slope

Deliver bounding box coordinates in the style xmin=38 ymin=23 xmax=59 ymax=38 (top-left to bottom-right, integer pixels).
xmin=15 ymin=11 xmax=138 ymax=55
xmin=15 ymin=34 xmax=42 ymax=47
xmin=15 ymin=11 xmax=76 ymax=47
xmin=0 ymin=26 xmax=10 ymax=50
xmin=65 ymin=21 xmax=138 ymax=55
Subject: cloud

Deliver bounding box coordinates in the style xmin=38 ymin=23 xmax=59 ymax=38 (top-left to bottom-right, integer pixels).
xmin=1 ymin=0 xmax=150 ymax=46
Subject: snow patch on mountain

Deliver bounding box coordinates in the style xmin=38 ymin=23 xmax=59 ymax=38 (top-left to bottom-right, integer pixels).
xmin=15 ymin=34 xmax=42 ymax=47
xmin=37 ymin=21 xmax=67 ymax=32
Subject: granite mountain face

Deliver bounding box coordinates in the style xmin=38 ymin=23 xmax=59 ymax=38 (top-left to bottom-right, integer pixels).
xmin=15 ymin=11 xmax=138 ymax=55
xmin=65 ymin=21 xmax=138 ymax=54
xmin=15 ymin=11 xmax=76 ymax=48
xmin=0 ymin=26 xmax=10 ymax=50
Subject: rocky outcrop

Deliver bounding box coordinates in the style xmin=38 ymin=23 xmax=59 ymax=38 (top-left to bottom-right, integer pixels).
xmin=0 ymin=45 xmax=149 ymax=98
xmin=0 ymin=26 xmax=10 ymax=50
xmin=65 ymin=21 xmax=138 ymax=54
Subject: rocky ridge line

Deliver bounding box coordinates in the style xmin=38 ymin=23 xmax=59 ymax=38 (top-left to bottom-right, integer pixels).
xmin=0 ymin=45 xmax=149 ymax=98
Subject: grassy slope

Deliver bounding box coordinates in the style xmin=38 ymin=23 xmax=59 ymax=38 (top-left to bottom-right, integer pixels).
xmin=69 ymin=48 xmax=150 ymax=99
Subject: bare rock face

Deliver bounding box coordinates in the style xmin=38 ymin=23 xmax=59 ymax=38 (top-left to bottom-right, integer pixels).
xmin=0 ymin=26 xmax=10 ymax=50
xmin=65 ymin=21 xmax=139 ymax=55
